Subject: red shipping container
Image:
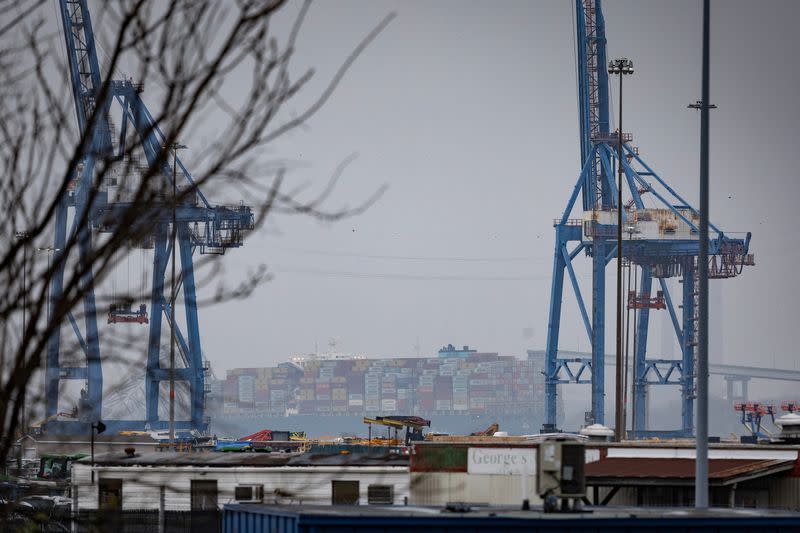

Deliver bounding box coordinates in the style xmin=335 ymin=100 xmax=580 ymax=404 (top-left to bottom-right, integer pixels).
xmin=418 ymin=398 xmax=434 ymax=410
xmin=434 ymin=384 xmax=453 ymax=399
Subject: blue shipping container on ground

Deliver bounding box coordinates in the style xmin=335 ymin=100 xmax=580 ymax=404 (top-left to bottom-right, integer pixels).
xmin=223 ymin=504 xmax=800 ymax=533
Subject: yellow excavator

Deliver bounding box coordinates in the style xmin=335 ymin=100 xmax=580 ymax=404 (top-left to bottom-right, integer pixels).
xmin=470 ymin=422 xmax=499 ymax=436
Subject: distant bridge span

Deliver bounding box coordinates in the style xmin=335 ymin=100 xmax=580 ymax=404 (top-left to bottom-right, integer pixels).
xmin=707 ymin=363 xmax=800 ymax=382
xmin=529 ymin=350 xmax=800 ymax=383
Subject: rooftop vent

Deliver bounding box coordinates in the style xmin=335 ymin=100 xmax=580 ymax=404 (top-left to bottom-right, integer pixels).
xmin=579 ymin=424 xmax=614 ymax=442
xmin=774 ymin=413 xmax=800 ymax=444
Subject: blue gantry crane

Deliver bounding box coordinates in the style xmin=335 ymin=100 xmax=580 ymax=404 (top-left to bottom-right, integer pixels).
xmin=544 ymin=0 xmax=754 ymax=437
xmin=45 ymin=0 xmax=253 ymax=434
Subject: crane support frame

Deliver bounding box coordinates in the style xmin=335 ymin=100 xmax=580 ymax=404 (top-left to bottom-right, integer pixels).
xmin=544 ymin=0 xmax=753 ymax=437
xmin=46 ymin=0 xmax=253 ymax=434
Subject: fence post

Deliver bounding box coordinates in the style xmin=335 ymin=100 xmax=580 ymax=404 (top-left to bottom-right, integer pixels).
xmin=159 ymin=486 xmax=166 ymax=533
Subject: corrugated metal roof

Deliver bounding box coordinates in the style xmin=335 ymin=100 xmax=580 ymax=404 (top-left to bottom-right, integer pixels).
xmin=80 ymin=450 xmax=409 ymax=468
xmin=222 ymin=503 xmax=800 ymax=533
xmin=415 ymin=440 xmax=800 ymax=451
xmin=22 ymin=433 xmax=159 ymax=444
xmin=586 ymin=457 xmax=794 ymax=485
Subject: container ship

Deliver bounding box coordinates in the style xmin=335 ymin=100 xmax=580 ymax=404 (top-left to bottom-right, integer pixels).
xmin=209 ymin=346 xmax=550 ymax=438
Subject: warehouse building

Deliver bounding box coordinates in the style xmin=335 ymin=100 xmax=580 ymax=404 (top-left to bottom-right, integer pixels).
xmin=409 ymin=440 xmax=800 ymax=510
xmin=72 ymin=449 xmax=409 ymax=511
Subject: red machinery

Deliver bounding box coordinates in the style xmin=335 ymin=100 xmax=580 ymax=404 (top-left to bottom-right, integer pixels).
xmin=108 ymin=301 xmax=149 ymax=324
xmin=627 ymin=290 xmax=666 ymax=310
xmin=734 ymin=402 xmax=775 ymax=438
xmin=241 ymin=429 xmax=273 ymax=442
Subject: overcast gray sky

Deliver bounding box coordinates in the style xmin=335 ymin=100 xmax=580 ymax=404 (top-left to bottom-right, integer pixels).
xmin=173 ymin=1 xmax=800 ymax=402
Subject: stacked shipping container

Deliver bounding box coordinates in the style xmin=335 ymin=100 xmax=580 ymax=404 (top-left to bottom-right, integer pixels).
xmin=222 ymin=353 xmax=544 ymax=418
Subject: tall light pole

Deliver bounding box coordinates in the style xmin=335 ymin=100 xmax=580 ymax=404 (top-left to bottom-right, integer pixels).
xmin=15 ymin=232 xmax=29 ymax=334
xmin=169 ymin=143 xmax=187 ymax=444
xmin=37 ymin=246 xmax=61 ymax=428
xmin=689 ymin=0 xmax=712 ymax=509
xmin=90 ymin=420 xmax=106 ymax=483
xmin=608 ymin=58 xmax=634 ymax=442
xmin=36 ymin=247 xmax=62 ymax=323
xmin=15 ymin=231 xmax=29 ymax=433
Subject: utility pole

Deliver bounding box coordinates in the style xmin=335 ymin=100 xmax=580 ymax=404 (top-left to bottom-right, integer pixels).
xmin=608 ymin=58 xmax=634 ymax=441
xmin=37 ymin=246 xmax=60 ymax=429
xmin=36 ymin=247 xmax=61 ymax=322
xmin=692 ymin=0 xmax=712 ymax=508
xmin=90 ymin=420 xmax=106 ymax=483
xmin=169 ymin=143 xmax=187 ymax=444
xmin=15 ymin=231 xmax=29 ymax=433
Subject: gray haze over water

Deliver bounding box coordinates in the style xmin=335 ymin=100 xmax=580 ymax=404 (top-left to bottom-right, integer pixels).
xmin=200 ymin=1 xmax=800 ymax=393
xmin=52 ymin=0 xmax=799 ymax=423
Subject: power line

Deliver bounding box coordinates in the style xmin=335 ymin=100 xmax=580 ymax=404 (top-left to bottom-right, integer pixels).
xmin=272 ymin=245 xmax=546 ymax=263
xmin=269 ymin=264 xmax=577 ymax=282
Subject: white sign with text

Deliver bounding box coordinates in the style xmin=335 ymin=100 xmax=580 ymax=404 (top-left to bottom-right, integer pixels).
xmin=467 ymin=447 xmax=536 ymax=475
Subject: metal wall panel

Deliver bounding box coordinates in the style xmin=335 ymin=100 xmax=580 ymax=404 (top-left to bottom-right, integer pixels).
xmin=72 ymin=465 xmax=409 ymax=511
xmin=224 ymin=507 xmax=297 ymax=533
xmin=222 ymin=504 xmax=800 ymax=533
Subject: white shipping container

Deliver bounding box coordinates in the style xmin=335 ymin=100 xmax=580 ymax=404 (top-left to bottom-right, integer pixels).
xmin=238 ymin=375 xmax=255 ymax=403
